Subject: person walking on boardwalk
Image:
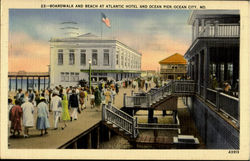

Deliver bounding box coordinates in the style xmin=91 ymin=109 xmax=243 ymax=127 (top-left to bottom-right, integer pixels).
xmin=104 ymin=87 xmax=112 ymax=104
xmin=36 ymin=97 xmax=50 ymax=136
xmin=111 ymin=88 xmax=116 ymax=104
xmin=61 ymin=94 xmax=71 ymax=129
xmin=21 ymin=96 xmax=35 ymax=138
xmin=83 ymin=88 xmax=88 ymax=109
xmin=90 ymin=88 xmax=95 ymax=109
xmin=94 ymin=87 xmax=102 ymax=111
xmin=69 ymin=89 xmax=79 ymax=120
xmin=16 ymin=89 xmax=25 ymax=105
xmin=115 ymin=82 xmax=119 ymax=95
xmin=79 ymin=89 xmax=85 ymax=111
xmin=10 ymin=99 xmax=23 ymax=137
xmin=50 ymin=90 xmax=62 ymax=130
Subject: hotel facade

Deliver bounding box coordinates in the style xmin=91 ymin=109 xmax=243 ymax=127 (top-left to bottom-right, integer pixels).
xmin=49 ymin=33 xmax=141 ymax=87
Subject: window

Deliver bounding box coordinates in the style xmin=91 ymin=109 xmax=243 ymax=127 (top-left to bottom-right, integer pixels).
xmin=121 ymin=53 xmax=124 ymax=66
xmin=116 ymin=54 xmax=119 ymax=65
xmin=69 ymin=49 xmax=75 ymax=65
xmin=70 ymin=72 xmax=75 ymax=82
xmin=75 ymin=73 xmax=79 ymax=82
xmin=61 ymin=72 xmax=65 ymax=82
xmin=65 ymin=72 xmax=69 ymax=82
xmin=80 ymin=49 xmax=86 ymax=66
xmin=92 ymin=49 xmax=98 ymax=65
xmin=58 ymin=49 xmax=63 ymax=65
xmin=103 ymin=49 xmax=109 ymax=66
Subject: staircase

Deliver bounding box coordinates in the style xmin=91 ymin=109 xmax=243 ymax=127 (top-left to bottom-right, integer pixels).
xmin=124 ymin=80 xmax=195 ymax=109
xmin=102 ymin=103 xmax=139 ymax=141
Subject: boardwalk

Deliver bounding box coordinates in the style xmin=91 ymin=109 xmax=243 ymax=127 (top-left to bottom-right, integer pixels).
xmin=8 ymin=85 xmax=143 ymax=149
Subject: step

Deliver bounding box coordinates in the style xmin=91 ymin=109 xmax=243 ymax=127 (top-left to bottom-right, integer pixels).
xmin=112 ymin=124 xmax=118 ymax=128
xmin=119 ymin=128 xmax=124 ymax=132
xmin=106 ymin=121 xmax=112 ymax=125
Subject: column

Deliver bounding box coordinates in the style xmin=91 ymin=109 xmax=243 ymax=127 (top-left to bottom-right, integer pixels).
xmin=87 ymin=133 xmax=92 ymax=149
xmin=21 ymin=77 xmax=23 ymax=90
xmin=201 ymin=19 xmax=205 ymax=36
xmin=205 ymin=20 xmax=211 ymax=37
xmin=26 ymin=77 xmax=29 ymax=91
xmin=38 ymin=77 xmax=40 ymax=92
xmin=198 ymin=53 xmax=201 ymax=94
xmin=195 ymin=19 xmax=199 ymax=39
xmin=204 ymin=47 xmax=210 ymax=100
xmin=15 ymin=77 xmax=18 ymax=91
xmin=96 ymin=127 xmax=100 ymax=149
xmin=194 ymin=56 xmax=197 ymax=82
xmin=148 ymin=109 xmax=154 ymax=123
xmin=33 ymin=77 xmax=35 ymax=90
xmin=72 ymin=142 xmax=77 ymax=149
xmin=214 ymin=20 xmax=219 ymax=37
xmin=123 ymin=93 xmax=127 ymax=107
xmin=9 ymin=77 xmax=11 ymax=91
xmin=162 ymin=110 xmax=167 ymax=116
xmin=192 ymin=22 xmax=194 ymax=42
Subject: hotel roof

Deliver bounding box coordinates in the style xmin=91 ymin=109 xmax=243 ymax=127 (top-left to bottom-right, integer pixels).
xmin=159 ymin=53 xmax=187 ymax=65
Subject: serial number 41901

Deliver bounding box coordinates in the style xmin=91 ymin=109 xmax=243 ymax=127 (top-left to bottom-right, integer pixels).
xmin=228 ymin=150 xmax=239 ymax=154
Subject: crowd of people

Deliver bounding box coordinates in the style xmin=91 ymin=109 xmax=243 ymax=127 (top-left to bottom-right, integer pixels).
xmin=8 ymin=78 xmax=155 ymax=139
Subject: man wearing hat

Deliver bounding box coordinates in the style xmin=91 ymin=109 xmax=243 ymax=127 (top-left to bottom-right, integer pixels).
xmin=50 ymin=90 xmax=62 ymax=130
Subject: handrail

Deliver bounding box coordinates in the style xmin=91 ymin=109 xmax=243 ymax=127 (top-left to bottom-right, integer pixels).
xmin=102 ymin=103 xmax=139 ymax=138
xmin=124 ymin=80 xmax=195 ymax=108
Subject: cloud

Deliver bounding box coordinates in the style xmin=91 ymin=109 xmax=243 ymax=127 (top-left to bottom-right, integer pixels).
xmin=9 ymin=32 xmax=50 ymax=72
xmin=117 ymin=30 xmax=190 ymax=71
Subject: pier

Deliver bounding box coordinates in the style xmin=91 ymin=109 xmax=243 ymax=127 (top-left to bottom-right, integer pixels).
xmin=8 ymin=71 xmax=50 ymax=91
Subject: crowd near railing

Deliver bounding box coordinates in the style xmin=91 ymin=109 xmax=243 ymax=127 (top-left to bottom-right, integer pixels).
xmin=102 ymin=102 xmax=138 ymax=139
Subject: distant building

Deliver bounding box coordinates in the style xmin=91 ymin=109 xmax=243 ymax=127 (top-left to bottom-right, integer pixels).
xmin=141 ymin=70 xmax=157 ymax=78
xmin=49 ymin=33 xmax=141 ymax=87
xmin=184 ymin=10 xmax=239 ymax=149
xmin=159 ymin=53 xmax=187 ymax=80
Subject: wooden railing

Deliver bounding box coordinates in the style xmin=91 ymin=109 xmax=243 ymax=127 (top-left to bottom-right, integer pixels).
xmin=196 ymin=23 xmax=239 ymax=39
xmin=102 ymin=102 xmax=139 ymax=138
xmin=206 ymin=88 xmax=239 ymax=121
xmin=124 ymin=80 xmax=195 ymax=108
xmin=160 ymin=69 xmax=187 ymax=73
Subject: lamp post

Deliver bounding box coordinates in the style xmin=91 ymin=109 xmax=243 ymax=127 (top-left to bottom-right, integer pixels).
xmin=89 ymin=59 xmax=92 ymax=93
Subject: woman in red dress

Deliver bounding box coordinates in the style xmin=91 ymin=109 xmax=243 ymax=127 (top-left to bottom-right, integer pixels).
xmin=10 ymin=99 xmax=23 ymax=137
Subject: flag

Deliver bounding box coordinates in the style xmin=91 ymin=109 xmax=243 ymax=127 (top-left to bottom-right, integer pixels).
xmin=101 ymin=12 xmax=111 ymax=28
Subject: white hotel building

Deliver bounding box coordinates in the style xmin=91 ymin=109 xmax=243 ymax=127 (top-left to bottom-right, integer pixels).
xmin=49 ymin=33 xmax=141 ymax=87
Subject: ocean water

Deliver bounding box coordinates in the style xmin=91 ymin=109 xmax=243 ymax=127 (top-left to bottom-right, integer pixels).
xmin=8 ymin=78 xmax=49 ymax=91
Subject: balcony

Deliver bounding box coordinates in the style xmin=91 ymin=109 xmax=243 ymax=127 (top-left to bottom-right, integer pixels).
xmin=160 ymin=69 xmax=187 ymax=74
xmin=194 ymin=23 xmax=240 ymax=40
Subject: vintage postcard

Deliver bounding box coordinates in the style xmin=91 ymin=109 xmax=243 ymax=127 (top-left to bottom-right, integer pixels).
xmin=1 ymin=0 xmax=250 ymax=160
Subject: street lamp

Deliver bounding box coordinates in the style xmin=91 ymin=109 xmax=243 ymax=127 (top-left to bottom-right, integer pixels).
xmin=89 ymin=59 xmax=92 ymax=93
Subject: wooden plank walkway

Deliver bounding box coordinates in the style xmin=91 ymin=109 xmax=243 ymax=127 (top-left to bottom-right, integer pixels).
xmin=8 ymin=85 xmax=145 ymax=149
xmin=8 ymin=109 xmax=102 ymax=149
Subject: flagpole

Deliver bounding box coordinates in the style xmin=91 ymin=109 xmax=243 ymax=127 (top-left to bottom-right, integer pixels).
xmin=100 ymin=13 xmax=103 ymax=40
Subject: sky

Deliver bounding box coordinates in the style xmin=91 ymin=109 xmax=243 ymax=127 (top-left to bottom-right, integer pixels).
xmin=9 ymin=9 xmax=192 ymax=72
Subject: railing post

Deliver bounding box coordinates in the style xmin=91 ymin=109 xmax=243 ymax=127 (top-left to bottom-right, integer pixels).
xmin=102 ymin=104 xmax=106 ymax=121
xmin=216 ymin=91 xmax=220 ymax=111
xmin=123 ymin=93 xmax=127 ymax=107
xmin=147 ymin=93 xmax=151 ymax=107
xmin=172 ymin=80 xmax=176 ymax=93
xmin=135 ymin=117 xmax=138 ymax=137
xmin=132 ymin=118 xmax=135 ymax=138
